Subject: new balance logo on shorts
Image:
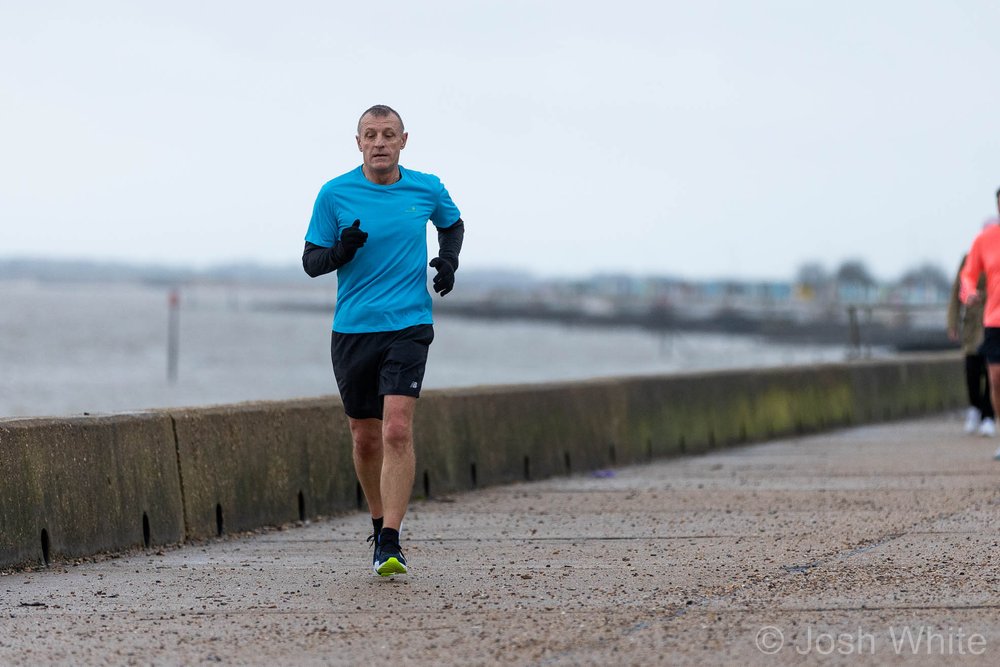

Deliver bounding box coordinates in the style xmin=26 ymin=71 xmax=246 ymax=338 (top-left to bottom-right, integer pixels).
xmin=410 ymin=381 xmax=419 ymax=389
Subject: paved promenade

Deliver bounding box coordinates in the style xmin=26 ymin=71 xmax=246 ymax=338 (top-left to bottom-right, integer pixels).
xmin=3 ymin=414 xmax=999 ymax=665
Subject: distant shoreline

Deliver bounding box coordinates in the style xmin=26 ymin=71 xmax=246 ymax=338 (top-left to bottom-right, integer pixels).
xmin=255 ymin=298 xmax=954 ymax=353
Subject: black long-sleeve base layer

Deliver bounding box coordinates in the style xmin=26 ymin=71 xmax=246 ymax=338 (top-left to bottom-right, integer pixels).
xmin=302 ymin=219 xmax=465 ymax=278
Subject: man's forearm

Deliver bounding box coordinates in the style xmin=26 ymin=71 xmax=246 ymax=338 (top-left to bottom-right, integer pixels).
xmin=302 ymin=241 xmax=346 ymax=277
xmin=437 ymin=219 xmax=465 ymax=269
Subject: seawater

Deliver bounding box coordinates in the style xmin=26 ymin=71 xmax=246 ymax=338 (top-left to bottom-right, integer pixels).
xmin=0 ymin=281 xmax=854 ymax=419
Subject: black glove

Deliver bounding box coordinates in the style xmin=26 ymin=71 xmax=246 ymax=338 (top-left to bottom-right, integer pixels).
xmin=332 ymin=219 xmax=368 ymax=265
xmin=429 ymin=257 xmax=456 ymax=296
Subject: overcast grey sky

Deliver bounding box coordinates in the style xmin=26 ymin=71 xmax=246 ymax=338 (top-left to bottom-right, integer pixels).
xmin=2 ymin=0 xmax=999 ymax=281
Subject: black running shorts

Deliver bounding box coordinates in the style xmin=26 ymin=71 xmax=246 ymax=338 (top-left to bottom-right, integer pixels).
xmin=981 ymin=327 xmax=1000 ymax=364
xmin=331 ymin=324 xmax=434 ymax=419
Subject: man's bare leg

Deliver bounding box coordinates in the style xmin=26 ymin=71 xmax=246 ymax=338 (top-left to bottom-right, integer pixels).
xmin=987 ymin=364 xmax=1000 ymax=438
xmin=348 ymin=417 xmax=384 ymax=520
xmin=379 ymin=394 xmax=417 ymax=530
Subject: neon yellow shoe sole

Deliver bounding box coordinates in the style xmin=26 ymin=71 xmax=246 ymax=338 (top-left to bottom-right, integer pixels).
xmin=375 ymin=557 xmax=407 ymax=577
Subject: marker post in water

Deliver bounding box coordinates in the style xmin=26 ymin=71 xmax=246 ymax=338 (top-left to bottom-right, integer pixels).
xmin=167 ymin=288 xmax=180 ymax=383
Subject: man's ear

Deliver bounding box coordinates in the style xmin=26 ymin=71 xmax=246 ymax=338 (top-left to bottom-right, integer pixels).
xmin=356 ymin=135 xmax=362 ymax=151
xmin=400 ymin=132 xmax=408 ymax=149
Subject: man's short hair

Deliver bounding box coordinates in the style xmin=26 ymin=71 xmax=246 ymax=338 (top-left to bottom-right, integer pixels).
xmin=358 ymin=105 xmax=404 ymax=134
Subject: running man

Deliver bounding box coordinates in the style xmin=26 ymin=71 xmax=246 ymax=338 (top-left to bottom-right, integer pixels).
xmin=302 ymin=105 xmax=465 ymax=574
xmin=960 ymin=188 xmax=1000 ymax=459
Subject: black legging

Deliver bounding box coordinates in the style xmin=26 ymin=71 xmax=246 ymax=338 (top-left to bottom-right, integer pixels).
xmin=965 ymin=354 xmax=995 ymax=418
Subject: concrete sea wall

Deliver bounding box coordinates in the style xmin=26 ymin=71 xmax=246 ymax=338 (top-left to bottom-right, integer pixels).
xmin=0 ymin=354 xmax=963 ymax=569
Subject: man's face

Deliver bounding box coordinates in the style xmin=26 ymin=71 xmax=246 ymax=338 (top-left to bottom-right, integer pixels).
xmin=357 ymin=113 xmax=407 ymax=176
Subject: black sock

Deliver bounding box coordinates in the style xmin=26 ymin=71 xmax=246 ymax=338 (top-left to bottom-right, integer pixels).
xmin=372 ymin=516 xmax=383 ymax=538
xmin=379 ymin=527 xmax=400 ymax=546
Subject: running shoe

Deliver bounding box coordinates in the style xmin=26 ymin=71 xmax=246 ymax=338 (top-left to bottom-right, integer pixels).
xmin=965 ymin=407 xmax=982 ymax=434
xmin=979 ymin=418 xmax=996 ymax=438
xmin=373 ymin=540 xmax=408 ymax=576
xmin=994 ymin=445 xmax=1000 ymax=461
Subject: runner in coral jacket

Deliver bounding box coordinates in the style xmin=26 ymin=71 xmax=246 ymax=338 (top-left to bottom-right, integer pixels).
xmin=960 ymin=187 xmax=1000 ymax=458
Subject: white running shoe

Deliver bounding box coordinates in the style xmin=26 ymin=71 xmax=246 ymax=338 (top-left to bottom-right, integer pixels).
xmin=964 ymin=407 xmax=982 ymax=434
xmin=979 ymin=418 xmax=996 ymax=438
xmin=994 ymin=445 xmax=1000 ymax=461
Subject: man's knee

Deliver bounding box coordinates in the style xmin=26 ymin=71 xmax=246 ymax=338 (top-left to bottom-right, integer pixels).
xmin=381 ymin=395 xmax=416 ymax=451
xmin=382 ymin=418 xmax=413 ymax=452
xmin=350 ymin=419 xmax=382 ymax=460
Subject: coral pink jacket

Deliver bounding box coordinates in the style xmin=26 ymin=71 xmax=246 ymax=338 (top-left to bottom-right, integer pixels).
xmin=961 ymin=224 xmax=1000 ymax=327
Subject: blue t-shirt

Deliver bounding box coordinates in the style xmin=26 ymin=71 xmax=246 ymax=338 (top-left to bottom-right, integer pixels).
xmin=305 ymin=165 xmax=462 ymax=333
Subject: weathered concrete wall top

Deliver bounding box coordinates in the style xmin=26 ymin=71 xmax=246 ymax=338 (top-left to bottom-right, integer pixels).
xmin=0 ymin=354 xmax=964 ymax=570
